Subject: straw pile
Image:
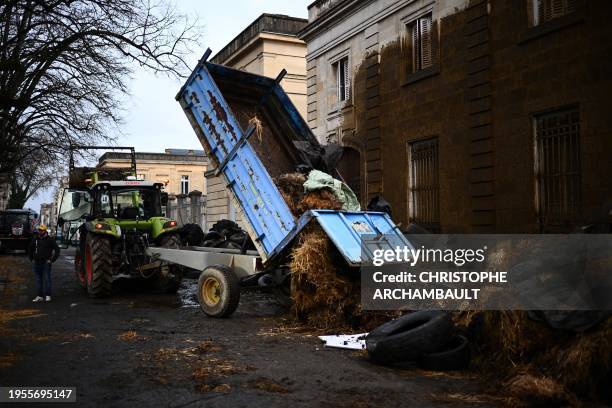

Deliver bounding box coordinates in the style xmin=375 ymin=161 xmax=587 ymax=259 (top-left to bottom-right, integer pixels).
xmin=275 ymin=173 xmax=306 ymax=216
xmin=275 ymin=172 xmax=343 ymax=217
xmin=288 ymin=226 xmax=359 ymax=329
xmin=454 ymin=311 xmax=612 ymax=404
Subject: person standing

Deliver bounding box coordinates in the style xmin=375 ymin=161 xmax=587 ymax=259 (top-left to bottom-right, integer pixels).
xmin=28 ymin=225 xmax=60 ymax=302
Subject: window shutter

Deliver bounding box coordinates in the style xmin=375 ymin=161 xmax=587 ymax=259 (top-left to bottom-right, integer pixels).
xmin=343 ymin=58 xmax=350 ymax=100
xmin=551 ymin=0 xmax=564 ymax=18
xmin=420 ymin=15 xmax=433 ymax=69
xmin=412 ymin=21 xmax=419 ymax=72
xmin=542 ymin=0 xmax=551 ymax=23
xmin=336 ymin=62 xmax=341 ymax=102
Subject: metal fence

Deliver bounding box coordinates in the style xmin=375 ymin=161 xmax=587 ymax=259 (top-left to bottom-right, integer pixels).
xmin=164 ymin=192 xmax=207 ymax=229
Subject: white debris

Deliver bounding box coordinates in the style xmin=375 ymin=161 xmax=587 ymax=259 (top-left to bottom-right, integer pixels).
xmin=318 ymin=333 xmax=368 ymax=350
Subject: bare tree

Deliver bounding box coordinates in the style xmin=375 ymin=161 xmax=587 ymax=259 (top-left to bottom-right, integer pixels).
xmin=0 ymin=0 xmax=199 ymax=174
xmin=8 ymin=156 xmax=60 ymax=208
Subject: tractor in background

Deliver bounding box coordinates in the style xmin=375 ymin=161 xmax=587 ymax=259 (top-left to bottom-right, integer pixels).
xmin=57 ymin=146 xmax=182 ymax=297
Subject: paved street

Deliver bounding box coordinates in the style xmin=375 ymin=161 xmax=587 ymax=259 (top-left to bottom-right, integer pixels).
xmin=0 ymin=251 xmax=491 ymax=407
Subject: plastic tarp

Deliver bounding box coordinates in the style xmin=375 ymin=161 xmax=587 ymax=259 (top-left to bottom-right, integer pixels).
xmin=303 ymin=170 xmax=361 ymax=211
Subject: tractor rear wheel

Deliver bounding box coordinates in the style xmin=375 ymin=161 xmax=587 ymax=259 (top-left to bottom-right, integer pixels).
xmin=152 ymin=234 xmax=183 ymax=293
xmin=75 ymin=251 xmax=86 ymax=290
xmin=84 ymin=234 xmax=112 ymax=298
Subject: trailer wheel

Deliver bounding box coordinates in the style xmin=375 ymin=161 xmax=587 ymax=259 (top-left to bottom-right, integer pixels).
xmin=85 ymin=234 xmax=112 ymax=298
xmin=197 ymin=265 xmax=240 ymax=318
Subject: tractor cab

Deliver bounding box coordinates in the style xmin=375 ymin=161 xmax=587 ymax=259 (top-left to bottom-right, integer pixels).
xmin=90 ymin=181 xmax=167 ymax=221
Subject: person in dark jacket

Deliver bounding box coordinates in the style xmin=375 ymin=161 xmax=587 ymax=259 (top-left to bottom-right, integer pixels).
xmin=28 ymin=224 xmax=60 ymax=302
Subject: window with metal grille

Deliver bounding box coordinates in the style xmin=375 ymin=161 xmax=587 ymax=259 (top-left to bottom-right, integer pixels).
xmin=531 ymin=0 xmax=577 ymax=26
xmin=408 ymin=14 xmax=433 ymax=73
xmin=534 ymin=108 xmax=581 ymax=230
xmin=334 ymin=57 xmax=350 ymax=103
xmin=408 ymin=138 xmax=440 ymax=230
xmin=180 ymin=175 xmax=189 ymax=195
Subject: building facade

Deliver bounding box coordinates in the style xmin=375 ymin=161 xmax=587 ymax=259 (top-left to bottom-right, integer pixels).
xmin=300 ymin=0 xmax=612 ymax=233
xmin=98 ymin=149 xmax=208 ymax=196
xmin=0 ymin=174 xmax=10 ymax=211
xmin=205 ymin=13 xmax=308 ymax=231
xmin=211 ymin=13 xmax=308 ymax=117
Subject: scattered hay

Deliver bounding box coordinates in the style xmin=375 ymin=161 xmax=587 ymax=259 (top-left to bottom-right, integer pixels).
xmin=248 ymin=116 xmax=263 ymax=143
xmin=0 ymin=352 xmax=20 ymax=368
xmin=117 ymin=330 xmax=148 ymax=342
xmin=505 ymin=373 xmax=570 ymax=406
xmin=454 ymin=311 xmax=612 ymax=404
xmin=248 ymin=377 xmax=290 ymax=394
xmin=430 ymin=392 xmax=507 ymax=405
xmin=137 ymin=341 xmax=247 ymax=394
xmin=289 ymin=226 xmax=358 ymax=329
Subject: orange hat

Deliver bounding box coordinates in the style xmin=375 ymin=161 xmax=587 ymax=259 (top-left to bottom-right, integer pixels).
xmin=37 ymin=224 xmax=48 ymax=232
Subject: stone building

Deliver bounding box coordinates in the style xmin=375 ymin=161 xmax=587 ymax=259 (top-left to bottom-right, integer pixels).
xmin=0 ymin=173 xmax=10 ymax=211
xmin=300 ymin=0 xmax=612 ymax=233
xmin=39 ymin=203 xmax=55 ymax=230
xmin=98 ymin=149 xmax=208 ymax=196
xmin=205 ymin=13 xmax=308 ymax=231
xmin=211 ymin=13 xmax=308 ymax=117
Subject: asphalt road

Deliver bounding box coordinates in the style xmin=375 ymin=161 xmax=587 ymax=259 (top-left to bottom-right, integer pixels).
xmin=0 ymin=250 xmax=492 ymax=407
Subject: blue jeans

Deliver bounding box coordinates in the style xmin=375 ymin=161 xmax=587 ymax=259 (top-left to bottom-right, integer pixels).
xmin=33 ymin=263 xmax=52 ymax=297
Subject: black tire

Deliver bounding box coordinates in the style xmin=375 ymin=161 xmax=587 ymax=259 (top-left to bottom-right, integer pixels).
xmin=74 ymin=251 xmax=87 ymax=290
xmin=180 ymin=223 xmax=204 ymax=246
xmin=366 ymin=311 xmax=453 ymax=364
xmin=152 ymin=234 xmax=183 ymax=293
xmin=272 ymin=267 xmax=292 ymax=308
xmin=418 ymin=335 xmax=470 ymax=371
xmin=84 ymin=234 xmax=112 ymax=298
xmin=197 ymin=265 xmax=240 ymax=318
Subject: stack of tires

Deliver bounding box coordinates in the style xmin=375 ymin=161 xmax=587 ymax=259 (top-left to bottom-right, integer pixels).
xmin=366 ymin=311 xmax=470 ymax=371
xmin=180 ymin=220 xmax=255 ymax=251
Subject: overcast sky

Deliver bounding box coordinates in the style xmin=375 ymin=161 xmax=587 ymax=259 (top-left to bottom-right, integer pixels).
xmin=27 ymin=0 xmax=310 ymax=211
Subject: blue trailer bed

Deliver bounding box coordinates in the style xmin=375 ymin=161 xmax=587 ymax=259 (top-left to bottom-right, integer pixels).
xmin=176 ymin=50 xmax=410 ymax=266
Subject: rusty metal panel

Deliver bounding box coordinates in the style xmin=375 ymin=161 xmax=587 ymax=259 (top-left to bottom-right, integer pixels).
xmin=177 ymin=61 xmax=296 ymax=261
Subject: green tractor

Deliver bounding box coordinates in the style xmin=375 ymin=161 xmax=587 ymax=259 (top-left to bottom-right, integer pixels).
xmin=57 ymin=146 xmax=182 ymax=297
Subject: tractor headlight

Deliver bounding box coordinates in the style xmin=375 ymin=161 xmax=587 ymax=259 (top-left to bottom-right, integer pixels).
xmin=163 ymin=220 xmax=178 ymax=229
xmin=94 ymin=223 xmax=111 ymax=231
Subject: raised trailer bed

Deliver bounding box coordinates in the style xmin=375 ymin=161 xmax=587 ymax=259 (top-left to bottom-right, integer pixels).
xmin=158 ymin=49 xmax=411 ymax=317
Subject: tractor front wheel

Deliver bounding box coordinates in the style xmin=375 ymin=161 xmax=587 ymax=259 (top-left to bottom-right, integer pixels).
xmin=84 ymin=234 xmax=113 ymax=298
xmin=151 ymin=234 xmax=183 ymax=293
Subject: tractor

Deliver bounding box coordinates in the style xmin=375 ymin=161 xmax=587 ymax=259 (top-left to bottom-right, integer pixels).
xmin=56 ymin=146 xmax=182 ymax=297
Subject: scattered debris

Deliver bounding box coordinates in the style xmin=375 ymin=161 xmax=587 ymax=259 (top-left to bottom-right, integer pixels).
xmin=136 ymin=340 xmax=250 ymax=394
xmin=248 ymin=377 xmax=290 ymax=394
xmin=319 ymin=333 xmax=368 ymax=350
xmin=455 ymin=311 xmax=612 ymax=403
xmin=505 ymin=373 xmax=571 ymax=406
xmin=0 ymin=352 xmax=20 ymax=368
xmin=117 ymin=331 xmax=148 ymax=342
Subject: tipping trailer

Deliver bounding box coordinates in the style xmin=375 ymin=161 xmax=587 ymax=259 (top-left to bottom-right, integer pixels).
xmin=147 ymin=49 xmax=411 ymax=317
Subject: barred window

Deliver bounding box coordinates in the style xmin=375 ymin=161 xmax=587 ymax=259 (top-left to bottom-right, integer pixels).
xmin=407 ymin=14 xmax=433 ymax=73
xmin=534 ymin=108 xmax=580 ymax=230
xmin=531 ymin=0 xmax=577 ymax=26
xmin=408 ymin=138 xmax=440 ymax=230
